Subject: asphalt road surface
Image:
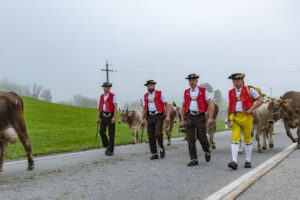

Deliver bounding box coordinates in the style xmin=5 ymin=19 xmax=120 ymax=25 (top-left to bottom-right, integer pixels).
xmin=238 ymin=146 xmax=300 ymax=200
xmin=0 ymin=124 xmax=297 ymax=200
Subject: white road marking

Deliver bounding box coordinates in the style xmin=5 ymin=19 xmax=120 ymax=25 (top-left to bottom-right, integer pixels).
xmin=204 ymin=142 xmax=297 ymax=200
xmin=4 ymin=130 xmax=230 ymax=166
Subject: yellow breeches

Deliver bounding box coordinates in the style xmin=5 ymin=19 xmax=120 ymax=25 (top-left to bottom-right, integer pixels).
xmin=230 ymin=113 xmax=253 ymax=143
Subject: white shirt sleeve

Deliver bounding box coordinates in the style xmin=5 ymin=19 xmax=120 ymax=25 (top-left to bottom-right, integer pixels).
xmin=161 ymin=93 xmax=167 ymax=103
xmin=205 ymin=91 xmax=211 ymax=101
xmin=250 ymin=88 xmax=260 ymax=100
xmin=113 ymin=95 xmax=117 ymax=104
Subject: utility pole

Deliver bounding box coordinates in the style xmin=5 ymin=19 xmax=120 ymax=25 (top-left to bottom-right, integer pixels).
xmin=101 ymin=60 xmax=114 ymax=83
xmin=270 ymin=87 xmax=272 ymax=97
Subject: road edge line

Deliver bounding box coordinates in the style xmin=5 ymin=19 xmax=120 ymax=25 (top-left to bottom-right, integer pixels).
xmin=204 ymin=143 xmax=297 ymax=200
xmin=4 ymin=130 xmax=231 ymax=166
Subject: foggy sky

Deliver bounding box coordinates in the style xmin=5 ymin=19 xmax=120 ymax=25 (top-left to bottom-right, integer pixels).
xmin=1 ymin=0 xmax=299 ymax=107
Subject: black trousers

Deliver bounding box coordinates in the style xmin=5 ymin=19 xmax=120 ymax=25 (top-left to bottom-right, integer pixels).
xmin=146 ymin=113 xmax=165 ymax=154
xmin=185 ymin=113 xmax=210 ymax=160
xmin=99 ymin=112 xmax=115 ymax=152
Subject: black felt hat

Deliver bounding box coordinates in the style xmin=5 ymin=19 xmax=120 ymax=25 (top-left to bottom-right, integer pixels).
xmin=228 ymin=73 xmax=245 ymax=79
xmin=144 ymin=80 xmax=156 ymax=86
xmin=185 ymin=73 xmax=199 ymax=80
xmin=101 ymin=82 xmax=112 ymax=87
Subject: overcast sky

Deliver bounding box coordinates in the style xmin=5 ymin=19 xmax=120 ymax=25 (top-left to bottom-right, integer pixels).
xmin=0 ymin=0 xmax=299 ymax=107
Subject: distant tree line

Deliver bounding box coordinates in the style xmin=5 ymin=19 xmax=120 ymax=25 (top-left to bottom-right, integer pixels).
xmin=0 ymin=79 xmax=52 ymax=102
xmin=59 ymin=95 xmax=98 ymax=108
xmin=199 ymin=82 xmax=227 ymax=108
xmin=123 ymin=100 xmax=143 ymax=110
xmin=0 ymin=79 xmax=99 ymax=108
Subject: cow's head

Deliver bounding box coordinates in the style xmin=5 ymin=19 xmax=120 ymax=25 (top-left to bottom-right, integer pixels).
xmin=118 ymin=109 xmax=136 ymax=124
xmin=119 ymin=109 xmax=129 ymax=124
xmin=172 ymin=101 xmax=181 ymax=123
xmin=268 ymin=98 xmax=292 ymax=121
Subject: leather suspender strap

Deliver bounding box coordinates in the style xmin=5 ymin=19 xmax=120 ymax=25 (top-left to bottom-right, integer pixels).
xmin=245 ymin=86 xmax=254 ymax=103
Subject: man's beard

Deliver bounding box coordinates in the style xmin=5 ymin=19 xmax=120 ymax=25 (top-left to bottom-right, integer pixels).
xmin=148 ymin=88 xmax=154 ymax=93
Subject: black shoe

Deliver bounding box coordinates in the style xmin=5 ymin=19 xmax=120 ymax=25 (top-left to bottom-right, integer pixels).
xmin=205 ymin=152 xmax=211 ymax=162
xmin=160 ymin=149 xmax=165 ymax=159
xmin=150 ymin=154 xmax=159 ymax=160
xmin=106 ymin=151 xmax=114 ymax=156
xmin=105 ymin=148 xmax=109 ymax=155
xmin=187 ymin=159 xmax=198 ymax=166
xmin=244 ymin=161 xmax=252 ymax=168
xmin=228 ymin=161 xmax=238 ymax=170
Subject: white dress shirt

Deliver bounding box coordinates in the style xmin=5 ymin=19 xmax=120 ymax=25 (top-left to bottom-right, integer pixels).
xmin=143 ymin=90 xmax=167 ymax=112
xmin=182 ymin=87 xmax=211 ymax=112
xmin=233 ymin=87 xmax=260 ymax=112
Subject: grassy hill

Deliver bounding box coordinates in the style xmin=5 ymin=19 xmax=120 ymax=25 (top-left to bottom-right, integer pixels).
xmin=3 ymin=94 xmax=226 ymax=159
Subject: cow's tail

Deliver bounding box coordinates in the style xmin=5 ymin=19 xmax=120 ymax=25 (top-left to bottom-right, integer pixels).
xmin=19 ymin=97 xmax=24 ymax=112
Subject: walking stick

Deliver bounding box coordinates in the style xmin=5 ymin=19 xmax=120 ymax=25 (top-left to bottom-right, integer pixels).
xmin=95 ymin=122 xmax=100 ymax=148
xmin=141 ymin=125 xmax=144 ymax=144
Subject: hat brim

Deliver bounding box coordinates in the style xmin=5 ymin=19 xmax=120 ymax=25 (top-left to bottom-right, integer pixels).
xmin=228 ymin=76 xmax=244 ymax=80
xmin=228 ymin=73 xmax=245 ymax=79
xmin=144 ymin=82 xmax=156 ymax=86
xmin=185 ymin=77 xmax=199 ymax=80
xmin=101 ymin=85 xmax=112 ymax=87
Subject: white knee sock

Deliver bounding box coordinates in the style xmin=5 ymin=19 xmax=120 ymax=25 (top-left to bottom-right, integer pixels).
xmin=245 ymin=143 xmax=253 ymax=162
xmin=231 ymin=143 xmax=239 ymax=163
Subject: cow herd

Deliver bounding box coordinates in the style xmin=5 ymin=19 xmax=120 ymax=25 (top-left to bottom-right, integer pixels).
xmin=0 ymin=91 xmax=300 ymax=172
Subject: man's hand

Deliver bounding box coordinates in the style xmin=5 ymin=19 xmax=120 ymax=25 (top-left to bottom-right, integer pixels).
xmin=227 ymin=118 xmax=232 ymax=128
xmin=245 ymin=108 xmax=253 ymax=115
xmin=207 ymin=117 xmax=214 ymax=126
xmin=141 ymin=119 xmax=145 ymax=127
xmin=180 ymin=120 xmax=185 ymax=127
xmin=111 ymin=117 xmax=116 ymax=124
xmin=97 ymin=118 xmax=101 ymax=124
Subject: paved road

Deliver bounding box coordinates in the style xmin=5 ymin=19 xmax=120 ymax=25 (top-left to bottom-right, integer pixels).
xmin=238 ymin=146 xmax=300 ymax=200
xmin=0 ymin=125 xmax=296 ymax=200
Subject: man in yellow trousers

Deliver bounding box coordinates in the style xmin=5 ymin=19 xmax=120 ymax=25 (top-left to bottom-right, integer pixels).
xmin=227 ymin=73 xmax=263 ymax=170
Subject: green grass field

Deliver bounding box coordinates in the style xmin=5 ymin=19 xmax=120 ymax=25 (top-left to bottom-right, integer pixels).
xmin=5 ymin=95 xmax=227 ymax=159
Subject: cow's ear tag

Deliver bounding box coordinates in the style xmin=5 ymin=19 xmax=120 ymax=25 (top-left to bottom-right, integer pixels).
xmin=283 ymin=99 xmax=292 ymax=107
xmin=128 ymin=111 xmax=133 ymax=117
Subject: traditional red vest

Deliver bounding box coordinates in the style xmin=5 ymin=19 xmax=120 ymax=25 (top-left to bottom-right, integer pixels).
xmin=144 ymin=90 xmax=165 ymax=114
xmin=184 ymin=87 xmax=208 ymax=113
xmin=229 ymin=86 xmax=253 ymax=113
xmin=99 ymin=92 xmax=115 ymax=113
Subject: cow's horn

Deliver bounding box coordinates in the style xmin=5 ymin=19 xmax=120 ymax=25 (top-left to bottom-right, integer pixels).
xmin=172 ymin=101 xmax=177 ymax=107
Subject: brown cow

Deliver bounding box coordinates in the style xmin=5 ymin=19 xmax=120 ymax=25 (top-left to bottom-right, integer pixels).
xmin=0 ymin=92 xmax=34 ymax=172
xmin=120 ymin=103 xmax=177 ymax=145
xmin=163 ymin=103 xmax=177 ymax=145
xmin=268 ymin=91 xmax=300 ymax=148
xmin=118 ymin=109 xmax=144 ymax=144
xmin=251 ymin=97 xmax=275 ymax=153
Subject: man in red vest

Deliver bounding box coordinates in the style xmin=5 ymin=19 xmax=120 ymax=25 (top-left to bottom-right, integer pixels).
xmin=142 ymin=80 xmax=170 ymax=160
xmin=227 ymin=73 xmax=263 ymax=170
xmin=97 ymin=82 xmax=118 ymax=156
xmin=180 ymin=74 xmax=214 ymax=166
